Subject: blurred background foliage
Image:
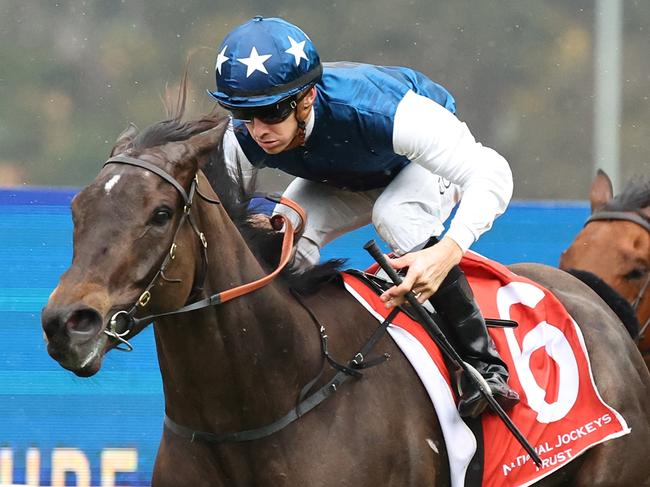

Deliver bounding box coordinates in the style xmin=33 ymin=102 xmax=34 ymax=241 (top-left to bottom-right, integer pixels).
xmin=0 ymin=0 xmax=647 ymax=198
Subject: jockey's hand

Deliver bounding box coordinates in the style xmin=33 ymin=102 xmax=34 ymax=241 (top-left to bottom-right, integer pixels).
xmin=247 ymin=213 xmax=274 ymax=231
xmin=379 ymin=236 xmax=463 ymax=308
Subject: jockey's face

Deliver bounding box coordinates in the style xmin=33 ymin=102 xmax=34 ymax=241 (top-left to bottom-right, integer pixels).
xmin=246 ymin=113 xmax=299 ymax=154
xmin=245 ymin=87 xmax=316 ymax=154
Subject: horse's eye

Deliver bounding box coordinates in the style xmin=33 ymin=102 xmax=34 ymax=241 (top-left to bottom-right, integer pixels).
xmin=623 ymin=267 xmax=647 ymax=281
xmin=150 ymin=207 xmax=173 ymax=226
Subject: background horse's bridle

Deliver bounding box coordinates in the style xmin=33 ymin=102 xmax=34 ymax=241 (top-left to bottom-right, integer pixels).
xmin=101 ymin=154 xmax=304 ymax=351
xmin=586 ymin=210 xmax=650 ymax=342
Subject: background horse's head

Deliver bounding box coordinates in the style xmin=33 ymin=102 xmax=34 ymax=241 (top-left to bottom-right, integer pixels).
xmin=560 ymin=169 xmax=650 ymax=363
xmin=41 ymin=112 xmax=228 ymax=376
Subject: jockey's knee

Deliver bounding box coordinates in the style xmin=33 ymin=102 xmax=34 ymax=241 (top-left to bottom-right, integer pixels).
xmin=372 ymin=204 xmax=435 ymax=255
xmin=291 ymin=236 xmax=321 ymax=271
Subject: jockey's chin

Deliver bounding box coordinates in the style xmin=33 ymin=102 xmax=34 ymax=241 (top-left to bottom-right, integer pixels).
xmin=246 ymin=117 xmax=298 ymax=154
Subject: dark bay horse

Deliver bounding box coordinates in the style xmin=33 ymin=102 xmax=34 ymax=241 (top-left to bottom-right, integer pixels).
xmin=41 ymin=109 xmax=650 ymax=485
xmin=560 ymin=170 xmax=650 ymax=369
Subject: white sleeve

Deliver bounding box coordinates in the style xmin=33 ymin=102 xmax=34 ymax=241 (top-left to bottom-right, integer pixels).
xmin=392 ymin=90 xmax=513 ymax=252
xmin=222 ymin=121 xmax=257 ymax=194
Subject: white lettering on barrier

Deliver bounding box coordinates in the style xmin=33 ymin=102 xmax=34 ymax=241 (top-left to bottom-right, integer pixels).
xmin=0 ymin=448 xmax=12 ymax=484
xmin=52 ymin=448 xmax=90 ymax=487
xmin=0 ymin=447 xmax=138 ymax=486
xmin=2 ymin=448 xmax=40 ymax=486
xmin=26 ymin=448 xmax=39 ymax=486
xmin=496 ymin=281 xmax=579 ymax=423
xmin=101 ymin=449 xmax=138 ymax=486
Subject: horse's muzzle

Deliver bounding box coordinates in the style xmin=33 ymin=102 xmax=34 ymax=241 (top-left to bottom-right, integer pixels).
xmin=42 ymin=305 xmax=104 ymax=344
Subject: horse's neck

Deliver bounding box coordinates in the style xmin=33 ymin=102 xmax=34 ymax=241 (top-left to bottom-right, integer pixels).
xmin=154 ymin=201 xmax=320 ymax=432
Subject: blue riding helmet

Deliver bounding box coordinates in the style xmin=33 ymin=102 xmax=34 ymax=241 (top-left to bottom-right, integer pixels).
xmin=209 ymin=16 xmax=322 ymax=109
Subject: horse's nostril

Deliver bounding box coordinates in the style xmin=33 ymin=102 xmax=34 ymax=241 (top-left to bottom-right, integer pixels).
xmin=42 ymin=312 xmax=64 ymax=340
xmin=67 ymin=308 xmax=103 ymax=336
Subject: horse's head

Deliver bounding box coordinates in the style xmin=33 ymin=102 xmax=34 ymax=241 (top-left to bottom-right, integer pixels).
xmin=41 ymin=117 xmax=227 ymax=376
xmin=560 ymin=170 xmax=650 ymax=334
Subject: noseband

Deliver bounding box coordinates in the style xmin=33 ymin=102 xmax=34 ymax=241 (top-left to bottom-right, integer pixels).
xmin=585 ymin=210 xmax=650 ymax=341
xmin=101 ymin=154 xmax=304 ymax=351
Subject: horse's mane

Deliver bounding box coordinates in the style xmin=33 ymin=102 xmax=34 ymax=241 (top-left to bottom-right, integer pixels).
xmin=602 ymin=177 xmax=650 ymax=218
xmin=566 ymin=269 xmax=640 ymax=340
xmin=126 ymin=69 xmax=344 ymax=293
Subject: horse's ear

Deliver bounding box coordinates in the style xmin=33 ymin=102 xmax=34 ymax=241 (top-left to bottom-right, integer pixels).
xmin=186 ymin=120 xmax=229 ymax=168
xmin=110 ymin=123 xmax=140 ymax=157
xmin=590 ymin=169 xmax=614 ymax=213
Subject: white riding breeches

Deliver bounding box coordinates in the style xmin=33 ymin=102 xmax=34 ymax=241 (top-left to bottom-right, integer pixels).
xmin=273 ymin=162 xmax=462 ymax=270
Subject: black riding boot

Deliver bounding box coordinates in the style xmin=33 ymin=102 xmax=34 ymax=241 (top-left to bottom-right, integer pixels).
xmin=429 ymin=265 xmax=520 ymax=418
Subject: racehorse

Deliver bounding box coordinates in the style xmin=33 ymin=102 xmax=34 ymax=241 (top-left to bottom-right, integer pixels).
xmin=560 ymin=169 xmax=650 ymax=369
xmin=41 ymin=100 xmax=650 ymax=485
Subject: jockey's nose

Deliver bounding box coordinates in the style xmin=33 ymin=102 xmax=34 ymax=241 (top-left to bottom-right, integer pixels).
xmin=42 ymin=305 xmax=103 ymax=344
xmin=248 ymin=118 xmax=272 ymax=136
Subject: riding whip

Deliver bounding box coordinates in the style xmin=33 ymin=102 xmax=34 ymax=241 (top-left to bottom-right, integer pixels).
xmin=364 ymin=239 xmax=542 ymax=467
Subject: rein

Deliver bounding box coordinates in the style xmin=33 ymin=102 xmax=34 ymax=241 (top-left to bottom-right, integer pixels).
xmin=101 ymin=154 xmax=305 ymax=350
xmin=586 ymin=209 xmax=650 ymax=342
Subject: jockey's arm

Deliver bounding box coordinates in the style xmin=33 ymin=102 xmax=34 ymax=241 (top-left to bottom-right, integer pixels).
xmin=222 ymin=122 xmax=274 ymax=229
xmin=223 ymin=122 xmax=259 ymax=196
xmin=381 ymin=90 xmax=513 ymax=307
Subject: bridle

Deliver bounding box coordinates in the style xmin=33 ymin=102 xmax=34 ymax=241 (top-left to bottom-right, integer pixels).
xmin=585 ymin=210 xmax=650 ymax=343
xmin=101 ymin=154 xmax=305 ymax=351
xmin=98 ymin=153 xmax=392 ymax=444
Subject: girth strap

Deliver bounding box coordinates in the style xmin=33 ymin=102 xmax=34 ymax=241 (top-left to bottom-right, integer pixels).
xmin=163 ymin=306 xmax=397 ymax=443
xmin=164 ymin=368 xmax=351 ymax=443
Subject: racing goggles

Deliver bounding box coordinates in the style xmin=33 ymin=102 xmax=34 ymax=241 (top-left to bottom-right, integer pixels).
xmin=227 ymin=96 xmax=299 ymax=124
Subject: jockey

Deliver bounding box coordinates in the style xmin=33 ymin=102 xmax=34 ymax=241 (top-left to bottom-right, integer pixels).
xmin=210 ymin=16 xmax=519 ymax=418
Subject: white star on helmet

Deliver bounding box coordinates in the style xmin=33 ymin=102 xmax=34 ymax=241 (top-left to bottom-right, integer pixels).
xmin=285 ymin=36 xmax=308 ymax=66
xmin=215 ymin=45 xmax=228 ymax=75
xmin=237 ymin=46 xmax=272 ymax=78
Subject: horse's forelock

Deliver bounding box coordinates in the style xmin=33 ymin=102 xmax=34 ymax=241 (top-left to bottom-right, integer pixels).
xmin=130 ymin=116 xmax=226 ymax=154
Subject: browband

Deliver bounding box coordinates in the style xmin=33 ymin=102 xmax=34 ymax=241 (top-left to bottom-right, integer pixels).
xmin=105 ymin=155 xmax=190 ymax=204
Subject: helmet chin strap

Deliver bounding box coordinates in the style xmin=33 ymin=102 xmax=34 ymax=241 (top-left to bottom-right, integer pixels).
xmin=286 ymin=104 xmax=309 ymax=150
xmin=296 ymin=117 xmax=307 ymax=146
xmin=284 ymin=85 xmax=316 ymax=150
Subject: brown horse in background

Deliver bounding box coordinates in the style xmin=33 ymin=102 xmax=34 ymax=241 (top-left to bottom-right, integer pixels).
xmin=40 ymin=97 xmax=650 ymax=485
xmin=560 ymin=170 xmax=650 ymax=369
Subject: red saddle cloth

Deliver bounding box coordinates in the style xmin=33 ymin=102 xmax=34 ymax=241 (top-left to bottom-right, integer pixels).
xmin=342 ymin=251 xmax=630 ymax=487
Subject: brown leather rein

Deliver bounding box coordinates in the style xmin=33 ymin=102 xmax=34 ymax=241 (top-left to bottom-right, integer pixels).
xmin=101 ymin=154 xmax=305 ymax=351
xmin=585 ymin=209 xmax=650 ymax=344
